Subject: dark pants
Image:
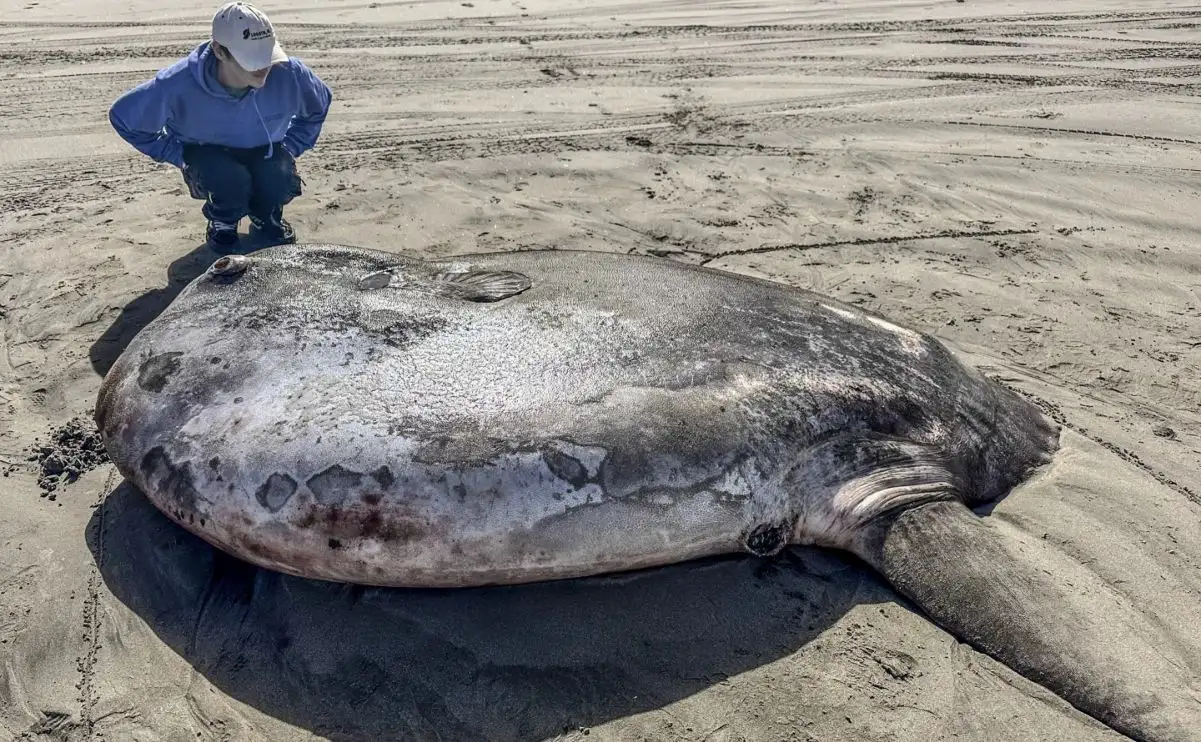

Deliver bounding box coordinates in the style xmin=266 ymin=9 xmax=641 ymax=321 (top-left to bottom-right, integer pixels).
xmin=181 ymin=143 xmax=302 ymax=227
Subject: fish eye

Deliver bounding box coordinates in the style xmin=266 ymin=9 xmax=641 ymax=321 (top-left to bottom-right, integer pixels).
xmin=211 ymin=255 xmax=250 ymax=276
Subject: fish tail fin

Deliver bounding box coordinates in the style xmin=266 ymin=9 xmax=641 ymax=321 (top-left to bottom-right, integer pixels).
xmin=850 ymin=499 xmax=1201 ymax=742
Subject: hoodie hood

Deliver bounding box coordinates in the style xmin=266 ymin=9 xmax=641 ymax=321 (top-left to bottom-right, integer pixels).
xmin=189 ymin=41 xmax=245 ymax=101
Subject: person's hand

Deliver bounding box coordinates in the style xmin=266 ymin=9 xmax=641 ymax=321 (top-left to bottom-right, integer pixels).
xmin=180 ymin=162 xmax=205 ymax=200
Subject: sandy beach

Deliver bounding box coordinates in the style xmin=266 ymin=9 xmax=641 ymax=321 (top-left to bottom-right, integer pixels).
xmin=2 ymin=1 xmax=1200 ymax=740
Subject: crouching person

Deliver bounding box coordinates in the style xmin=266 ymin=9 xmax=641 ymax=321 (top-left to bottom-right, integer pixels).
xmin=108 ymin=2 xmax=332 ymax=253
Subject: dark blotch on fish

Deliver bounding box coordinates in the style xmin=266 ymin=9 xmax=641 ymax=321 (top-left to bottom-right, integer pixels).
xmin=140 ymin=445 xmax=201 ymax=514
xmin=542 ymin=448 xmax=590 ymax=489
xmin=137 ymin=352 xmax=184 ymax=393
xmin=256 ymin=472 xmax=299 ymax=512
xmin=373 ymin=465 xmax=395 ymax=489
xmin=307 ymin=464 xmax=365 ymax=505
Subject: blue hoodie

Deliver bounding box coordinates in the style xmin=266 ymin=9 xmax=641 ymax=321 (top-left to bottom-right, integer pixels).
xmin=108 ymin=41 xmax=332 ymax=169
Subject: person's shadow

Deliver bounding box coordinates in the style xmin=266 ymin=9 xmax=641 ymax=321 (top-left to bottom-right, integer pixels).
xmin=89 ymin=234 xmax=280 ymax=377
xmin=89 ymin=242 xmax=213 ymax=377
xmin=89 ymin=482 xmax=886 ymax=741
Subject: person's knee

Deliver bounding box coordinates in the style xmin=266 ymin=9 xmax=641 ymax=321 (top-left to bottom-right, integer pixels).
xmin=254 ymin=150 xmax=303 ymax=206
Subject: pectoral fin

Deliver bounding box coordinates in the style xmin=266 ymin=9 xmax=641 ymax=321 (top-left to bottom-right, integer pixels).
xmin=357 ymin=268 xmax=531 ymax=302
xmin=433 ymin=269 xmax=532 ymax=302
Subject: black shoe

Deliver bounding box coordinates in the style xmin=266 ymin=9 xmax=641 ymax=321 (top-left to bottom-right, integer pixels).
xmin=206 ymin=220 xmax=240 ymax=253
xmin=249 ymin=214 xmax=296 ymax=245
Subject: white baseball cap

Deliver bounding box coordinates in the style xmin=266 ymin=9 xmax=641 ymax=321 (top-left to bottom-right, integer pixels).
xmin=211 ymin=2 xmax=288 ymax=71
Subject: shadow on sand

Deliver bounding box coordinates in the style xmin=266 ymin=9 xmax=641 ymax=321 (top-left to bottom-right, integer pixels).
xmin=89 ymin=482 xmax=889 ymax=741
xmin=88 ymin=233 xmax=281 ymax=378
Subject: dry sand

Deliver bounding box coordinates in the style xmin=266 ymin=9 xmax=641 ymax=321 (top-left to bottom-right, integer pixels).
xmin=2 ymin=1 xmax=1201 ymax=740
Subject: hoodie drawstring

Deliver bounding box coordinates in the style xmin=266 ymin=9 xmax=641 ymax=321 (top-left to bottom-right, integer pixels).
xmin=251 ymin=94 xmax=273 ymax=160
